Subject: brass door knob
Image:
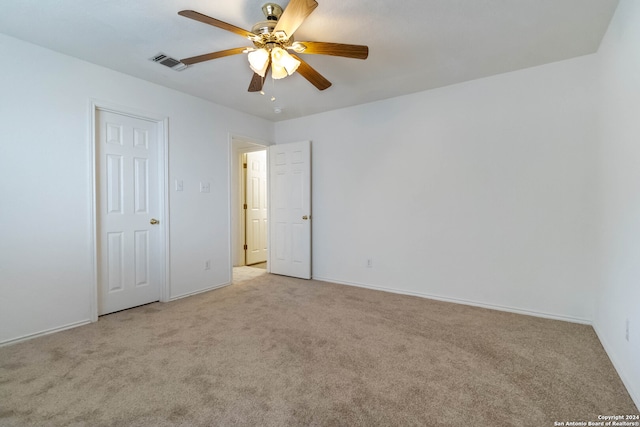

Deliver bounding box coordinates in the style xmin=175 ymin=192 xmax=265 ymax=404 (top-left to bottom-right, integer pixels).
xmin=150 ymin=218 xmax=159 ymax=225
xmin=302 ymin=215 xmax=309 ymax=220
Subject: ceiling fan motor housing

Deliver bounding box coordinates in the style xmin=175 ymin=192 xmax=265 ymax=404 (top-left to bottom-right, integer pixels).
xmin=252 ymin=20 xmax=277 ymax=35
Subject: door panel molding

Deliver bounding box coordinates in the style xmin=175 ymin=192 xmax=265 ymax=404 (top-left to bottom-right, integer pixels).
xmin=89 ymin=100 xmax=170 ymax=321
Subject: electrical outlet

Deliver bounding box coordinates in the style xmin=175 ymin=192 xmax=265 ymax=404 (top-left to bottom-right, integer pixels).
xmin=204 ymin=260 xmax=211 ymax=270
xmin=366 ymin=258 xmax=373 ymax=268
xmin=626 ymin=318 xmax=630 ymax=342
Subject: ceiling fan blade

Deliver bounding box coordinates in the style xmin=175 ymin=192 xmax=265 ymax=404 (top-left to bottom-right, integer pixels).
xmin=291 ymin=54 xmax=331 ymax=91
xmin=273 ymin=0 xmax=318 ymax=39
xmin=248 ymin=63 xmax=271 ymax=92
xmin=178 ymin=10 xmax=254 ymax=39
xmin=181 ymin=47 xmax=247 ymax=65
xmin=248 ymin=73 xmax=264 ymax=92
xmin=293 ymin=42 xmax=369 ymax=59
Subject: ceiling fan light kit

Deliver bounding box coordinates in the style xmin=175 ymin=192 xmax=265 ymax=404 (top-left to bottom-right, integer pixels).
xmin=247 ymin=45 xmax=300 ymax=79
xmin=177 ymin=0 xmax=369 ymax=93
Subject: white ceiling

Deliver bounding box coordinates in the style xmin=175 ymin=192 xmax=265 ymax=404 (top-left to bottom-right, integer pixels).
xmin=0 ymin=0 xmax=618 ymax=122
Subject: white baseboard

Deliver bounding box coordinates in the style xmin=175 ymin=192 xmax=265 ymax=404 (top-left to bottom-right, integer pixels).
xmin=593 ymin=324 xmax=640 ymax=410
xmin=169 ymin=282 xmax=232 ymax=301
xmin=312 ymin=275 xmax=592 ymax=325
xmin=0 ymin=319 xmax=92 ymax=347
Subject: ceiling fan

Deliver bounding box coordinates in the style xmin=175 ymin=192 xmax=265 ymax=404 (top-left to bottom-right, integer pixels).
xmin=178 ymin=0 xmax=369 ymax=92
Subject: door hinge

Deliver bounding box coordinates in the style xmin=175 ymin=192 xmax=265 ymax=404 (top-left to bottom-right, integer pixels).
xmin=243 ymin=244 xmax=248 ymax=250
xmin=243 ymin=163 xmax=247 ymax=169
xmin=243 ymin=203 xmax=247 ymax=209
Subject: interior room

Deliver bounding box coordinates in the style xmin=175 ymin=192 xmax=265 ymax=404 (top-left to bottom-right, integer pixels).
xmin=1 ymin=0 xmax=639 ymax=424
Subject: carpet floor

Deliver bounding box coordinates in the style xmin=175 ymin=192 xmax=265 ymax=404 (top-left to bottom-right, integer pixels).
xmin=0 ymin=269 xmax=637 ymax=426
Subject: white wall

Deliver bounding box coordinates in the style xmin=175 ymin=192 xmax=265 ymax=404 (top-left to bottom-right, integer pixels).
xmin=275 ymin=54 xmax=599 ymax=323
xmin=594 ymin=0 xmax=640 ymax=408
xmin=0 ymin=34 xmax=273 ymax=344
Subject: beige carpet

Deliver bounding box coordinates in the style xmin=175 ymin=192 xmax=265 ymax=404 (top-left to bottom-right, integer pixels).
xmin=0 ymin=271 xmax=637 ymax=426
xmin=233 ymin=265 xmax=269 ymax=282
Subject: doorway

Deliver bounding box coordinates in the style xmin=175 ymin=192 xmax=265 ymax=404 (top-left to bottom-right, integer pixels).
xmin=229 ymin=137 xmax=312 ymax=282
xmin=230 ymin=136 xmax=269 ymax=282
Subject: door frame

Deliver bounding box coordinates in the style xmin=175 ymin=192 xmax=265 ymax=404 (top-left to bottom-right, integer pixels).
xmin=89 ymin=100 xmax=170 ymax=322
xmin=229 ymin=135 xmax=270 ymax=273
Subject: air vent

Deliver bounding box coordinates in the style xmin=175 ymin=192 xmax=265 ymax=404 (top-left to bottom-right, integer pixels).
xmin=150 ymin=53 xmax=187 ymax=71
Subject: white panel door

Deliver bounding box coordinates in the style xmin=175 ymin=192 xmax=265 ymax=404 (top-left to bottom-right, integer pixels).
xmin=269 ymin=141 xmax=311 ymax=279
xmin=97 ymin=110 xmax=161 ymax=315
xmin=245 ymin=150 xmax=268 ymax=265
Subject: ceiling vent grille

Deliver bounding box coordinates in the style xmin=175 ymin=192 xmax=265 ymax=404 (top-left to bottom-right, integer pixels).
xmin=150 ymin=53 xmax=187 ymax=71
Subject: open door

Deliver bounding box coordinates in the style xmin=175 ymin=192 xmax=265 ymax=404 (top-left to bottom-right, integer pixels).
xmin=269 ymin=141 xmax=311 ymax=279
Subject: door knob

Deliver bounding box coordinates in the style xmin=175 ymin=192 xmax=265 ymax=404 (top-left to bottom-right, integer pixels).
xmin=302 ymin=215 xmax=309 ymax=220
xmin=150 ymin=218 xmax=159 ymax=225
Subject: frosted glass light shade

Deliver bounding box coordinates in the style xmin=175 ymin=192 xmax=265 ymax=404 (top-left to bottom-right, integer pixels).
xmin=248 ymin=49 xmax=269 ymax=77
xmin=271 ymin=47 xmax=300 ymax=76
xmin=271 ymin=62 xmax=288 ymax=79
